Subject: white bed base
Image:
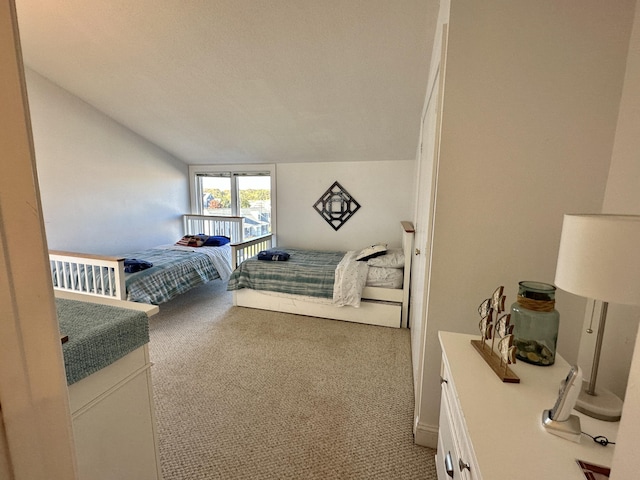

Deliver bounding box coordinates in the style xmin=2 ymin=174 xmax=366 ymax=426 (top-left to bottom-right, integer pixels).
xmin=233 ymin=221 xmax=415 ymax=329
xmin=49 ymin=214 xmax=271 ymax=301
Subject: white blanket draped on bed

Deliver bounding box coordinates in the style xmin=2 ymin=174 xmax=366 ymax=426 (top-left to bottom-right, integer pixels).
xmin=158 ymin=244 xmax=233 ymax=281
xmin=333 ymin=251 xmax=369 ymax=307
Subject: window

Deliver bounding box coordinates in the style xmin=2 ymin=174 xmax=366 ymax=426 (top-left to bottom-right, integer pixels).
xmin=189 ymin=165 xmax=276 ymax=240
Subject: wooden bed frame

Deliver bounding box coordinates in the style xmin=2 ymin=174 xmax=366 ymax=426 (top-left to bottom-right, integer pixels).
xmin=49 ymin=214 xmax=272 ymax=301
xmin=232 ymin=221 xmax=415 ymax=329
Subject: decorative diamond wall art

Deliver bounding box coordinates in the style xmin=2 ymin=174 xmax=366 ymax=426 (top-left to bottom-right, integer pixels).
xmin=313 ymin=181 xmax=361 ymax=231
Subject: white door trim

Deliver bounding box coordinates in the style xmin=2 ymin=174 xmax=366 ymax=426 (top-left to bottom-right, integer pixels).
xmin=0 ymin=1 xmax=77 ymax=478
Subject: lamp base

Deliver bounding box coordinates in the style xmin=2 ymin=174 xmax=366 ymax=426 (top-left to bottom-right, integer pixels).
xmin=574 ymin=380 xmax=622 ymax=422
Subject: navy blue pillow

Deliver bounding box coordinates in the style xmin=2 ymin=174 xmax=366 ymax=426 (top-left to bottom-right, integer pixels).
xmin=202 ymin=235 xmax=231 ymax=247
xmin=124 ymin=258 xmax=153 ymax=273
xmin=258 ymin=250 xmax=290 ymax=261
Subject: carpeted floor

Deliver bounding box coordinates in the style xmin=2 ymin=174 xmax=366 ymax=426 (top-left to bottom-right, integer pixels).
xmin=148 ymin=280 xmax=437 ymax=479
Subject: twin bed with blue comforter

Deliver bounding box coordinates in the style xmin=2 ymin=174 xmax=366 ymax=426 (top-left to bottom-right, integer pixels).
xmin=51 ymin=244 xmax=232 ymax=305
xmin=227 ymin=221 xmax=415 ymax=328
xmin=47 ymin=214 xmax=269 ymax=305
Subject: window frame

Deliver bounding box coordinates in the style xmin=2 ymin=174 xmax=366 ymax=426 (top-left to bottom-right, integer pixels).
xmin=188 ymin=164 xmax=277 ymax=237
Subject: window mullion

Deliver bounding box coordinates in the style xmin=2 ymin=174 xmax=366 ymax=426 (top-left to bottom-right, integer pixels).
xmin=194 ymin=176 xmax=204 ymax=214
xmin=231 ymin=174 xmax=239 ymax=216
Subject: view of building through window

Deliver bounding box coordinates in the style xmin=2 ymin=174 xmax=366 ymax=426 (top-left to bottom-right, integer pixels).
xmin=200 ymin=174 xmax=271 ymax=239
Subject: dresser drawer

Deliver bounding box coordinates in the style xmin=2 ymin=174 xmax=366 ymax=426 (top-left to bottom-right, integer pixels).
xmin=439 ymin=359 xmax=479 ymax=480
xmin=437 ymin=388 xmax=474 ymax=480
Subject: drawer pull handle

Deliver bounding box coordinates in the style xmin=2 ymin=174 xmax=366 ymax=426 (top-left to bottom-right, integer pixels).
xmin=440 ymin=376 xmax=448 ymax=385
xmin=444 ymin=451 xmax=454 ymax=478
xmin=459 ymin=458 xmax=471 ymax=472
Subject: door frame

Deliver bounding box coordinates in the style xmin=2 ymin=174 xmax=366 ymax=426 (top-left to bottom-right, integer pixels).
xmin=0 ymin=1 xmax=77 ymax=478
xmin=411 ymin=23 xmax=448 ymax=447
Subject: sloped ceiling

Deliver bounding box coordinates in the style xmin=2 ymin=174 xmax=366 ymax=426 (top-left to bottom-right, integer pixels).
xmin=15 ymin=0 xmax=436 ymax=165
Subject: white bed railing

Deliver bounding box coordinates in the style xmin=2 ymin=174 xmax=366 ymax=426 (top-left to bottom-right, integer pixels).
xmin=231 ymin=234 xmax=273 ymax=269
xmin=49 ymin=250 xmax=127 ymax=300
xmin=183 ymin=214 xmax=244 ymax=241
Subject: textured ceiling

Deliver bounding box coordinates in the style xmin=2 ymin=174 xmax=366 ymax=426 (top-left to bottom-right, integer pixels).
xmin=15 ymin=0 xmax=436 ymax=165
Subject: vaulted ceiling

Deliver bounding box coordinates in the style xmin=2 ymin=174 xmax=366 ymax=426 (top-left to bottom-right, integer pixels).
xmin=15 ymin=1 xmax=436 ymax=165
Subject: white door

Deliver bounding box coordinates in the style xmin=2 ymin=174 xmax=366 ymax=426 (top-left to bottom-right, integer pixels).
xmin=410 ymin=25 xmax=448 ymax=434
xmin=410 ymin=65 xmax=439 ymax=395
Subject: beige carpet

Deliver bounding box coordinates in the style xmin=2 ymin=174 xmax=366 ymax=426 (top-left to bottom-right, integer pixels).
xmin=148 ymin=281 xmax=437 ymax=479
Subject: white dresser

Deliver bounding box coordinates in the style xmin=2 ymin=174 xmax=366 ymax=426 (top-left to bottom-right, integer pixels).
xmin=58 ymin=292 xmax=162 ymax=480
xmin=69 ymin=345 xmax=162 ymax=480
xmin=437 ymin=331 xmax=619 ymax=480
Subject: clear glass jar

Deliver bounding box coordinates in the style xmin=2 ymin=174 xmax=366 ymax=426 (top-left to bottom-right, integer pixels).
xmin=510 ymin=281 xmax=559 ymax=366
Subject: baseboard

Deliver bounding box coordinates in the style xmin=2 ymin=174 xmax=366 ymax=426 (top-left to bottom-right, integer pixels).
xmin=414 ymin=421 xmax=438 ymax=449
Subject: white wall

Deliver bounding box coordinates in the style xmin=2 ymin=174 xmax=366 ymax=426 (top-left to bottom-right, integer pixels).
xmin=415 ymin=0 xmax=634 ymax=439
xmin=25 ymin=69 xmax=189 ymax=255
xmin=25 ymin=68 xmax=415 ymax=256
xmin=603 ymin=3 xmax=640 ymax=477
xmin=613 ymin=322 xmax=640 ymax=480
xmin=578 ymin=0 xmax=640 ymax=402
xmin=276 ymin=160 xmax=415 ymax=251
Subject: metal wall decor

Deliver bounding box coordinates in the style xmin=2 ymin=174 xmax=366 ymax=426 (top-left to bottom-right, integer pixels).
xmin=313 ymin=181 xmax=361 ymax=231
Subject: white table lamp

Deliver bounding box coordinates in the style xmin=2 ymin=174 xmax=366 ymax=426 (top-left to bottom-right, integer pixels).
xmin=555 ymin=214 xmax=640 ymax=421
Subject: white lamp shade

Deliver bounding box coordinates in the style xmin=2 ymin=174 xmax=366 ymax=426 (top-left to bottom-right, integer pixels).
xmin=555 ymin=214 xmax=640 ymax=305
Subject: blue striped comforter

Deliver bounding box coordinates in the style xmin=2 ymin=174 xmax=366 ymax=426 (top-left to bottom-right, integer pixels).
xmin=227 ymin=248 xmax=345 ymax=299
xmin=124 ymin=245 xmax=232 ymax=304
xmin=52 ymin=245 xmax=231 ymax=304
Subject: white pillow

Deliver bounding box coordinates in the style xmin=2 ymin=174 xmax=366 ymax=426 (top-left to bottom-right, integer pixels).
xmin=367 ymin=248 xmax=405 ymax=268
xmin=355 ymin=243 xmax=387 ymax=261
xmin=366 ymin=267 xmax=404 ymax=288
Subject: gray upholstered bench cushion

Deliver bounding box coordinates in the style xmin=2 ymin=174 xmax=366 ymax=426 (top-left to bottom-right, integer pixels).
xmin=56 ymin=298 xmax=149 ymax=385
